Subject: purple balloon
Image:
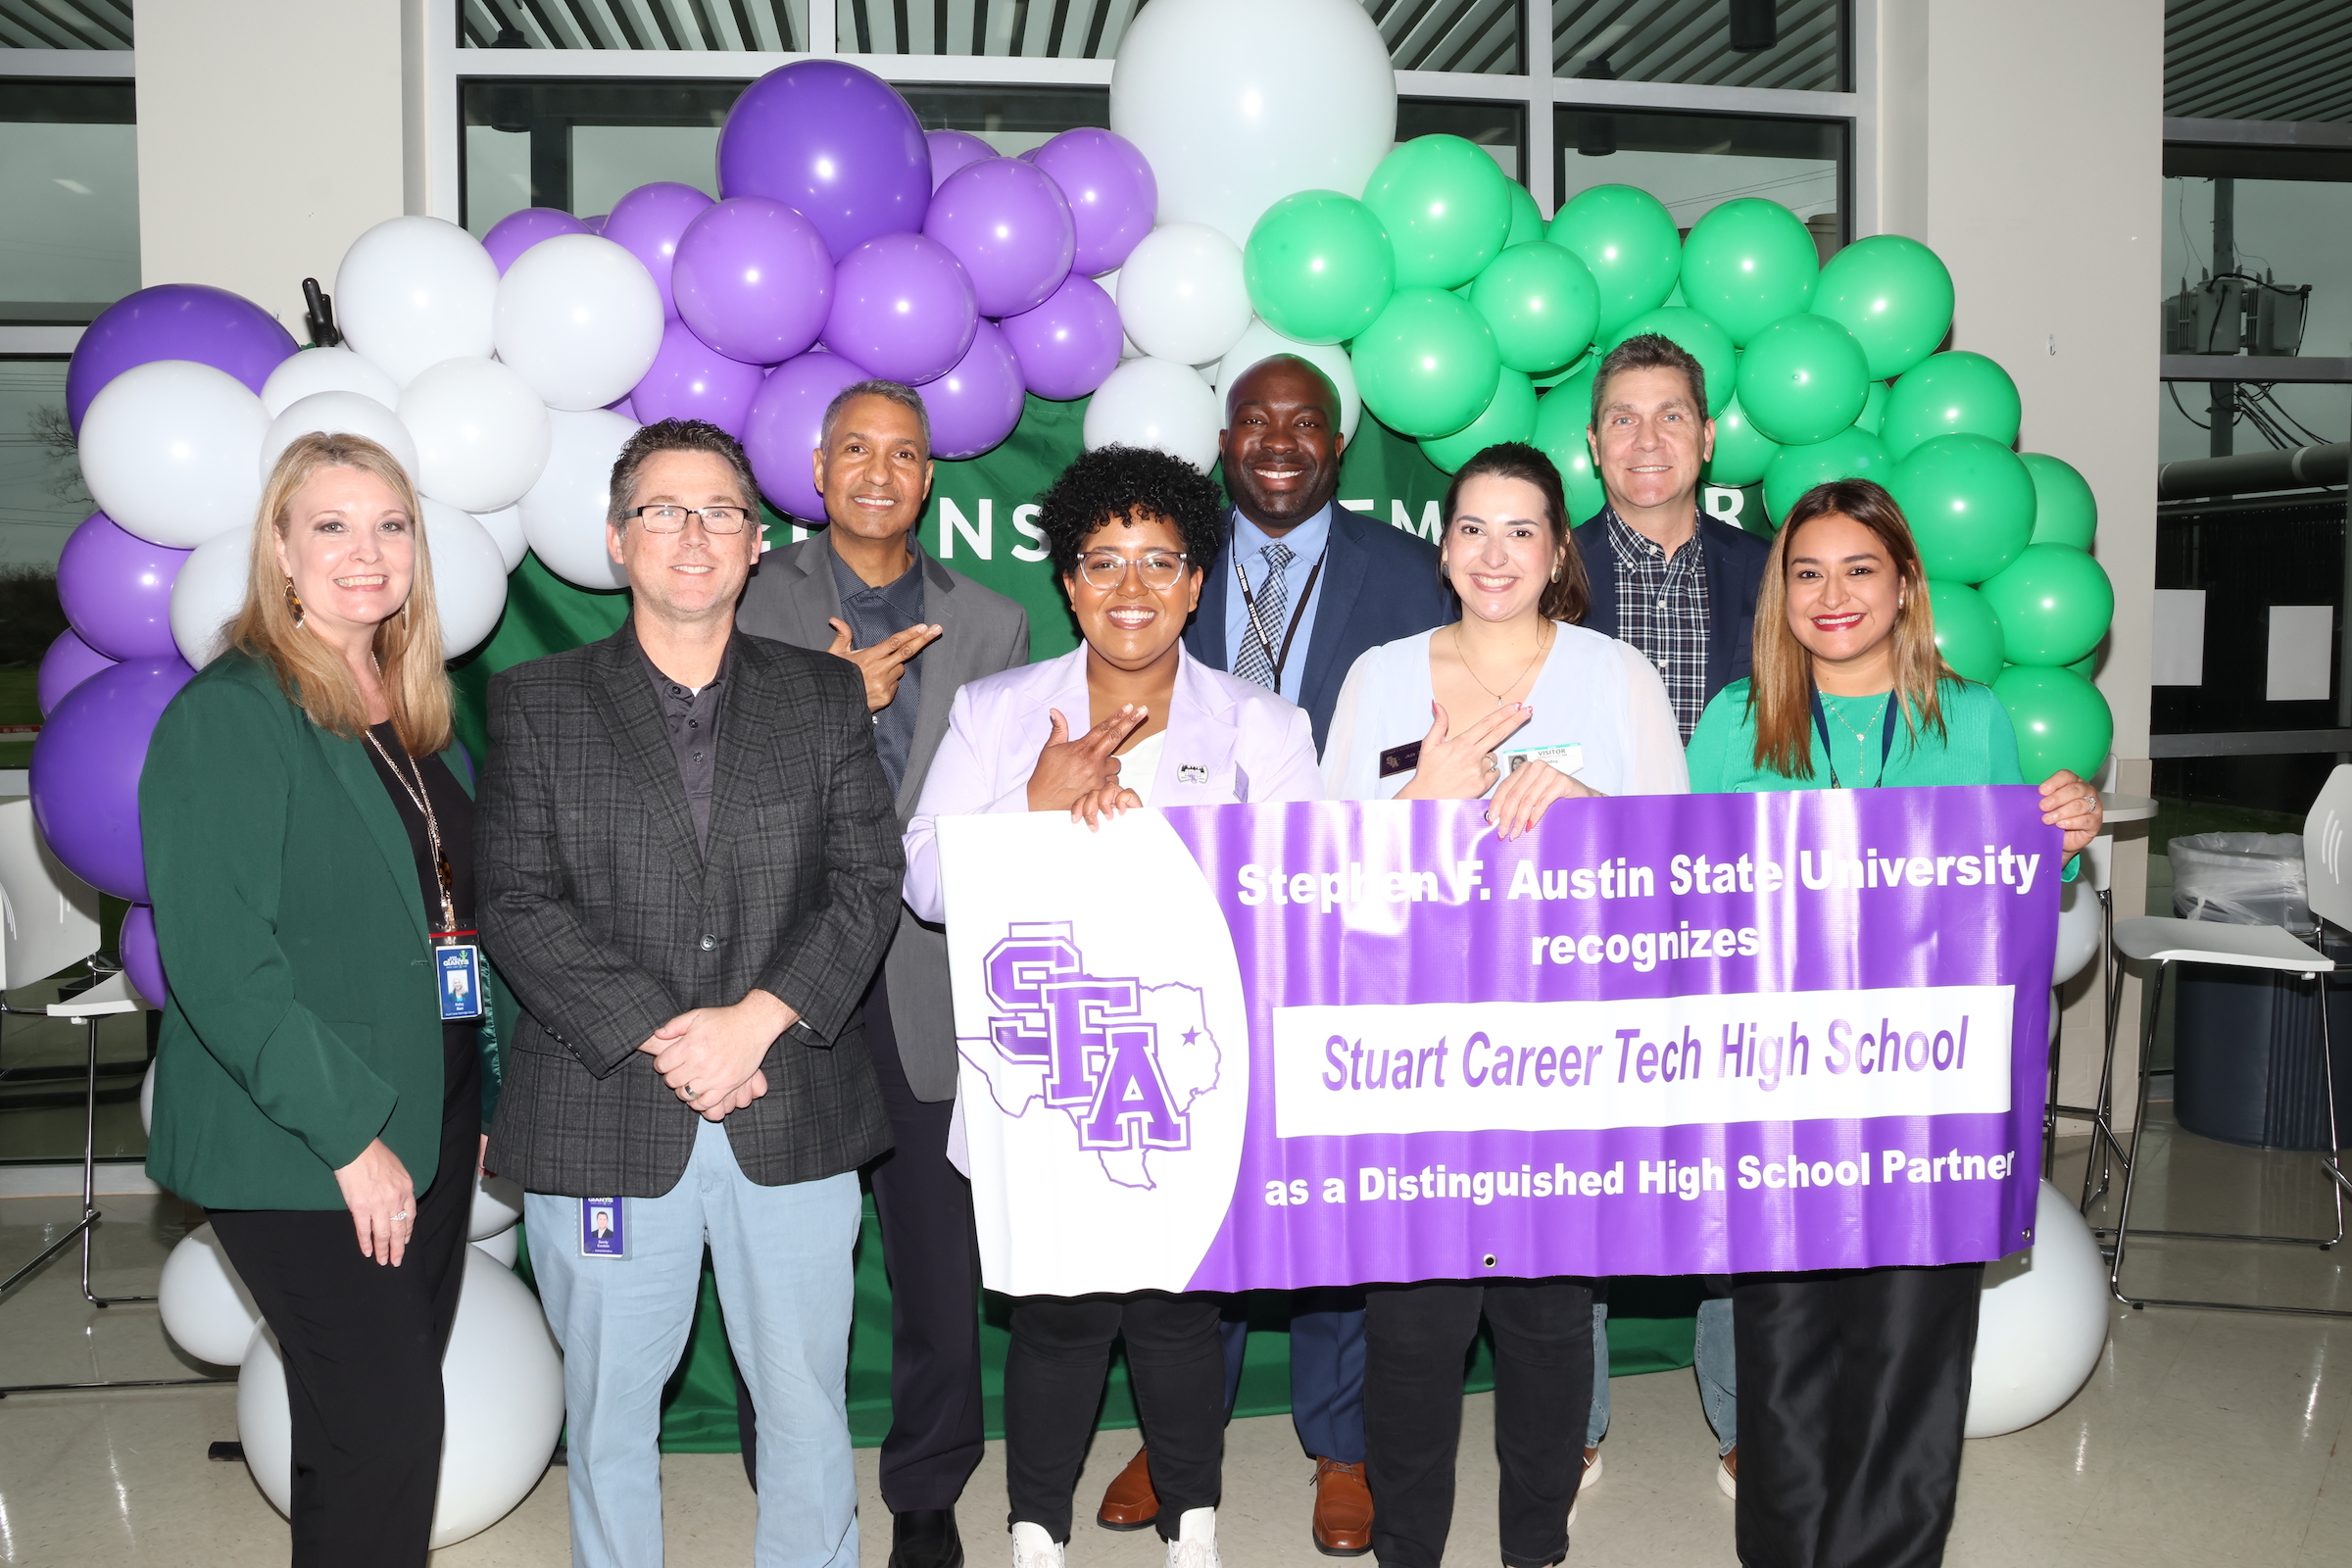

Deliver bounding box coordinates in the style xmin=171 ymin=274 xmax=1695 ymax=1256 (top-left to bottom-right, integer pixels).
xmin=121 ymin=903 xmax=166 ymax=1006
xmin=38 ymin=630 xmax=118 ymax=719
xmin=743 ymin=351 xmax=875 ymax=522
xmin=999 ymin=273 xmax=1123 ymax=401
xmin=66 ymin=285 xmax=299 ymax=433
xmin=580 ymin=214 xmax=609 ymax=235
xmin=922 ymin=158 xmax=1076 ymax=319
xmin=926 ymin=129 xmax=997 ymax=192
xmin=821 ymin=233 xmax=977 ymax=386
xmin=58 ymin=513 xmax=190 ymax=662
xmin=673 ymin=197 xmax=834 ymax=367
xmin=1029 ymin=128 xmax=1159 ymax=277
xmin=631 ymin=318 xmax=768 ymax=438
xmin=30 ymin=657 xmax=196 ymax=903
xmin=715 ymin=62 xmax=931 ymax=261
xmin=481 ymin=207 xmax=593 ymax=274
xmin=921 ymin=320 xmax=1027 ymax=461
xmin=604 ymin=181 xmax=716 ymax=318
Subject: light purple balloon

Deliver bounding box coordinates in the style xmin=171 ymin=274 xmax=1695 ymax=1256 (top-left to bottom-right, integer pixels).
xmin=122 ymin=903 xmax=166 ymax=1006
xmin=58 ymin=513 xmax=189 ymax=662
xmin=743 ymin=350 xmax=875 ymax=522
xmin=999 ymin=273 xmax=1123 ymax=401
xmin=922 ymin=320 xmax=1027 ymax=461
xmin=631 ymin=318 xmax=768 ymax=438
xmin=603 ymin=181 xmax=716 ymax=318
xmin=30 ymin=657 xmax=196 ymax=904
xmin=926 ymin=129 xmax=997 ymax=192
xmin=66 ymin=284 xmax=299 ymax=433
xmin=922 ymin=158 xmax=1075 ymax=319
xmin=38 ymin=630 xmax=118 ymax=719
xmin=673 ymin=197 xmax=834 ymax=367
xmin=580 ymin=214 xmax=609 ymax=235
xmin=821 ymin=233 xmax=977 ymax=386
xmin=481 ymin=207 xmax=593 ymax=274
xmin=1029 ymin=128 xmax=1158 ymax=276
xmin=716 ymin=61 xmax=931 ymax=262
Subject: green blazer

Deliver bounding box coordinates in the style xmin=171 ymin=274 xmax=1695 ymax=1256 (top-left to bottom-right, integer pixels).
xmin=140 ymin=653 xmax=506 ymax=1211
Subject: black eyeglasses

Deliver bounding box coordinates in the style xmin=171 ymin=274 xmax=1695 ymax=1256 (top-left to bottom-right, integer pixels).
xmin=626 ymin=505 xmax=753 ymax=534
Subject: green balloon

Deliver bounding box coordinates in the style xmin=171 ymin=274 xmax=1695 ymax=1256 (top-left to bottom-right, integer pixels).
xmin=1362 ymin=135 xmax=1514 ymax=290
xmin=1547 ymin=184 xmax=1681 ymax=337
xmin=1855 ymin=380 xmax=1888 ymax=434
xmin=1811 ymin=234 xmax=1955 ymax=380
xmin=1977 ymin=543 xmax=2114 ymax=666
xmin=2021 ymin=453 xmax=2097 ymax=547
xmin=1243 ymin=189 xmax=1396 ymax=346
xmin=1706 ymin=393 xmax=1782 ymax=487
xmin=1994 ymin=664 xmax=2113 ymax=782
xmin=1736 ymin=314 xmax=1870 ymax=446
xmin=1926 ymin=579 xmax=2005 ymax=684
xmin=1421 ymin=368 xmax=1538 ymax=473
xmin=1504 ymin=180 xmax=1546 ymax=249
xmin=1678 ymin=198 xmax=1820 ymax=346
xmin=1882 ymin=351 xmax=2022 ymax=459
xmin=1762 ymin=425 xmax=1891 ymax=525
xmin=1533 ymin=347 xmax=1593 ymax=391
xmin=1889 ymin=433 xmax=2035 ymax=583
xmin=1351 ymin=287 xmax=1502 ymax=439
xmin=2066 ymin=651 xmax=2097 ymax=678
xmin=1606 ymin=306 xmax=1736 ymax=416
xmin=1531 ymin=366 xmax=1606 ymax=520
xmin=1472 ymin=242 xmax=1600 ymax=375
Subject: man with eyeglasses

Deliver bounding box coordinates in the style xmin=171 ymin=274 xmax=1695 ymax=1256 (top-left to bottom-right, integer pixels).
xmin=480 ymin=417 xmax=902 ymax=1568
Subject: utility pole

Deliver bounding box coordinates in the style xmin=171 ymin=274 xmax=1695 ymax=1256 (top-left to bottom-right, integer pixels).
xmin=2209 ymin=176 xmax=2234 ymax=460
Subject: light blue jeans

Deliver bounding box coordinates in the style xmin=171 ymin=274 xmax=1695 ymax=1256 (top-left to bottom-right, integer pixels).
xmin=1587 ymin=1293 xmax=1738 ymax=1456
xmin=527 ymin=1121 xmax=862 ymax=1568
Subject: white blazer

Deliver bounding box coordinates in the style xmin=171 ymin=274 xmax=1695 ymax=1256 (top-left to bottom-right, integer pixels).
xmin=903 ymin=645 xmax=1324 ymax=922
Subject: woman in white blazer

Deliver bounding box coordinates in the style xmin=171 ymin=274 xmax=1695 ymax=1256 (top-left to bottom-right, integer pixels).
xmin=905 ymin=445 xmax=1321 ymax=1568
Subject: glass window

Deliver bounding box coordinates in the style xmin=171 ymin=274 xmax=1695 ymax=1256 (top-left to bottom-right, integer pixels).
xmin=1553 ymin=0 xmax=1847 ymax=91
xmin=462 ymin=81 xmax=736 ymax=232
xmin=0 ymin=0 xmax=130 ymax=49
xmin=1398 ymin=98 xmax=1527 ymax=187
xmin=1555 ymin=107 xmax=1844 ymax=258
xmin=0 ymin=81 xmax=139 ymax=326
xmin=462 ymin=0 xmax=809 ymax=50
xmin=0 ymin=359 xmax=89 ymax=568
xmin=1370 ymin=0 xmax=1521 ymax=75
xmin=900 ymin=84 xmax=1109 ymax=156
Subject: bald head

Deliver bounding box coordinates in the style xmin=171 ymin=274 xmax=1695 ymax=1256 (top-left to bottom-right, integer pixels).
xmin=1219 ymin=355 xmax=1347 ymax=537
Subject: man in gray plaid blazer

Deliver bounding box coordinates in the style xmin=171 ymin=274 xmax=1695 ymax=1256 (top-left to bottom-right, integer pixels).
xmin=480 ymin=418 xmax=901 ymax=1568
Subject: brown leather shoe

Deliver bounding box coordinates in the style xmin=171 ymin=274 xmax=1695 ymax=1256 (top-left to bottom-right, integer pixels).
xmin=1096 ymin=1446 xmax=1157 ymax=1531
xmin=1311 ymin=1456 xmax=1373 ymax=1556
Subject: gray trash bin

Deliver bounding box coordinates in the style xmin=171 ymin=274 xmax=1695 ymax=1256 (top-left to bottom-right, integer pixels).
xmin=2169 ymin=833 xmax=2352 ymax=1151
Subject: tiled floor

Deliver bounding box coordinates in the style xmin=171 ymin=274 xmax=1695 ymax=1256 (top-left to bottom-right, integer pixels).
xmin=3 ymin=1121 xmax=2349 ymax=1566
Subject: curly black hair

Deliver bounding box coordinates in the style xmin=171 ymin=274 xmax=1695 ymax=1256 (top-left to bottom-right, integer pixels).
xmin=1034 ymin=444 xmax=1227 ymax=581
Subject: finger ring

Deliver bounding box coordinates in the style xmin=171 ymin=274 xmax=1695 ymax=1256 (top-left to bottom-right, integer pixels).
xmin=682 ymin=1082 xmax=696 ymax=1098
xmin=392 ymin=1211 xmax=411 ymax=1223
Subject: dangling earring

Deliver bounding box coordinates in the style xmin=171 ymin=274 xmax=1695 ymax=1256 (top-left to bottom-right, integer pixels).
xmin=284 ymin=577 xmax=305 ymax=627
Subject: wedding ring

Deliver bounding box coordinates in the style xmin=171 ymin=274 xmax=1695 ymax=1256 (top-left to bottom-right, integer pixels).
xmin=392 ymin=1211 xmax=411 ymax=1223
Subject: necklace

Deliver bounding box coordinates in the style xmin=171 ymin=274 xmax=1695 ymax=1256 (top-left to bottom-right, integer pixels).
xmin=1822 ymin=692 xmax=1892 ymax=782
xmin=1451 ymin=620 xmax=1553 ymax=709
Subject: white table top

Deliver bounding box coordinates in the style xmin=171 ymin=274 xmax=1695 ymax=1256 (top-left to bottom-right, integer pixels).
xmin=2100 ymin=793 xmax=2159 ymax=825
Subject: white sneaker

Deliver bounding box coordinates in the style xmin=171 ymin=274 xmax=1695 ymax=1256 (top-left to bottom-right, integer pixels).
xmin=1011 ymin=1521 xmax=1064 ymax=1568
xmin=1165 ymin=1506 xmax=1220 ymax=1568
xmin=1717 ymin=1446 xmax=1739 ymax=1499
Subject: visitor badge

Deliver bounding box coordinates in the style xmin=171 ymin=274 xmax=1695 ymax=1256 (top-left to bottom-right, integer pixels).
xmin=436 ymin=943 xmax=484 ymax=1021
xmin=1501 ymin=743 xmax=1584 ymax=778
xmin=581 ymin=1198 xmax=625 ymax=1257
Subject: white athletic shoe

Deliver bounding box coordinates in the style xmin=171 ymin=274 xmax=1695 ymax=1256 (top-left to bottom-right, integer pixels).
xmin=1718 ymin=1446 xmax=1739 ymax=1499
xmin=1011 ymin=1521 xmax=1064 ymax=1568
xmin=1165 ymin=1506 xmax=1220 ymax=1568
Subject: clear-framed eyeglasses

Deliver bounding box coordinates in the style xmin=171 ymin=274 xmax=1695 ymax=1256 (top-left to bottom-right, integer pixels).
xmin=1074 ymin=550 xmax=1190 ymax=591
xmin=626 ymin=505 xmax=753 ymax=534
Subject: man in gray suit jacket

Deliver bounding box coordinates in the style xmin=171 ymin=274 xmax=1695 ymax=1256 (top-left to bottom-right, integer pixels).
xmin=481 ymin=418 xmax=902 ymax=1568
xmin=735 ymin=380 xmax=1028 ymax=1568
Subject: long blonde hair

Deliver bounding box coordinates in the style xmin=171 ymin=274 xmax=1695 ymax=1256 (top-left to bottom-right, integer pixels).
xmin=1748 ymin=478 xmax=1950 ymax=780
xmin=225 ymin=431 xmax=455 ymax=756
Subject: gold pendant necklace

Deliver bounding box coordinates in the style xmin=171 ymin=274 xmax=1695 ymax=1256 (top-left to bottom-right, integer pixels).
xmin=1823 ymin=694 xmax=1891 ymax=781
xmin=1452 ymin=621 xmax=1553 ymax=709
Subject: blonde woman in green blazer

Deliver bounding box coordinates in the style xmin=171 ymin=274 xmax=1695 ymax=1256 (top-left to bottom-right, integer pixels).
xmin=141 ymin=431 xmax=504 ymax=1568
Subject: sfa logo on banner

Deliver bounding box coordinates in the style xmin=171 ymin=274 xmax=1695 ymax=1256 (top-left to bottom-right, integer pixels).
xmin=936 ymin=788 xmax=2060 ymax=1298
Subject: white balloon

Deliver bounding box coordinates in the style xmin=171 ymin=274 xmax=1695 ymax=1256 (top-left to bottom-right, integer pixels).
xmin=1097 ymin=270 xmax=1145 ymax=359
xmin=77 ymin=361 xmax=267 ymax=548
xmin=398 ymin=357 xmax=552 ymax=514
xmin=1082 ymin=357 xmax=1222 ymax=471
xmin=420 ymin=500 xmax=510 ymax=659
xmin=260 ymin=390 xmax=419 ymax=483
xmin=468 ymin=1172 xmax=525 ymax=1242
xmin=159 ymin=1223 xmax=262 ymax=1367
xmin=1110 ymin=0 xmax=1396 ymax=247
xmin=473 ymin=1228 xmax=519 ymax=1267
xmin=170 ymin=528 xmax=253 ymax=668
xmin=1214 ymin=319 xmax=1363 ymax=443
xmin=1966 ymin=1180 xmax=2112 ymax=1438
xmin=518 ymin=409 xmax=636 ymax=591
xmin=335 ymin=216 xmax=500 ymax=386
xmin=241 ymin=1249 xmax=564 ymax=1548
xmin=494 ymin=234 xmax=665 ymax=412
xmin=1115 ymin=223 xmax=1251 ymax=367
xmin=260 ymin=346 xmax=403 ymax=417
xmin=472 ymin=505 xmax=528 ymax=573
xmin=2054 ymin=876 xmax=2102 ymax=988
xmin=139 ymin=1058 xmax=156 ymax=1133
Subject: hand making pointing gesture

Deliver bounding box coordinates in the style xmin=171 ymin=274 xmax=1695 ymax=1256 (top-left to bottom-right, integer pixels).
xmin=1027 ymin=705 xmax=1149 ymax=814
xmin=826 ymin=616 xmax=943 ymax=711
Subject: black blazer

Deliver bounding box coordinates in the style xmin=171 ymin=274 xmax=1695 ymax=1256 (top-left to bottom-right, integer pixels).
xmin=1185 ymin=505 xmax=1454 ymax=752
xmin=1573 ymin=511 xmax=1775 ymax=706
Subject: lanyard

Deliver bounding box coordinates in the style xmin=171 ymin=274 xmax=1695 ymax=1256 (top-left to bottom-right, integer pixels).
xmin=1809 ymin=689 xmax=1899 ymax=789
xmin=1232 ymin=547 xmax=1325 ymax=693
xmin=364 ymin=729 xmax=466 ymax=941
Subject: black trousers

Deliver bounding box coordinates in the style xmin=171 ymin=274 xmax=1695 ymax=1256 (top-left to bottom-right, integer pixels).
xmin=735 ymin=988 xmax=986 ymax=1510
xmin=1732 ymin=1264 xmax=1984 ymax=1568
xmin=1364 ymin=1277 xmax=1593 ymax=1568
xmin=1004 ymin=1292 xmax=1225 ymax=1544
xmin=210 ymin=1033 xmax=477 ymax=1568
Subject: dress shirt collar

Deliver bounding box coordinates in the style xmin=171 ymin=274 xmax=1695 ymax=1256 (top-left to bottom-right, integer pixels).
xmin=828 ymin=535 xmax=928 ymax=617
xmin=1601 ymin=506 xmax=1707 ymax=566
xmin=1229 ymin=503 xmax=1334 ymax=573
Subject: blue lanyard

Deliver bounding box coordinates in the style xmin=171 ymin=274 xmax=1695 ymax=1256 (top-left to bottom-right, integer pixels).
xmin=1810 ymin=689 xmax=1899 ymax=789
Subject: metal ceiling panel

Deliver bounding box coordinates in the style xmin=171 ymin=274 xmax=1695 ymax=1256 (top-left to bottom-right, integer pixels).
xmin=0 ymin=0 xmax=131 ymax=50
xmin=2168 ymin=0 xmax=2352 ymax=123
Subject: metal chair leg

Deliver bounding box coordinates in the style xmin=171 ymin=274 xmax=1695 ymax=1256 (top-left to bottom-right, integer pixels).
xmin=2107 ymin=962 xmax=2162 ymax=1304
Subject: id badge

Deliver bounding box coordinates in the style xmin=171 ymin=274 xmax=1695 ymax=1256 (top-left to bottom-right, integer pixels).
xmin=581 ymin=1198 xmax=625 ymax=1257
xmin=1501 ymin=742 xmax=1584 ymax=778
xmin=436 ymin=943 xmax=484 ymax=1021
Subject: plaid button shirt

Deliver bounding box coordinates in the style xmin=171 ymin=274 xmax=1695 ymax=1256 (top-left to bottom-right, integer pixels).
xmin=1602 ymin=508 xmax=1711 ymax=740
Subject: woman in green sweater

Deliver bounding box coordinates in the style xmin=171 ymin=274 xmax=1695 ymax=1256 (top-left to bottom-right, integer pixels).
xmin=1685 ymin=478 xmax=2102 ymax=1568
